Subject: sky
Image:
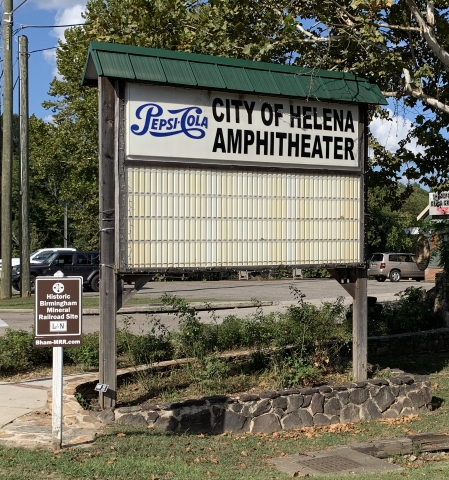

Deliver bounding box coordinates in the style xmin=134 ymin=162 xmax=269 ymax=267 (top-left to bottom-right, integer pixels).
xmin=9 ymin=0 xmax=86 ymax=121
xmin=6 ymin=0 xmax=421 ymax=164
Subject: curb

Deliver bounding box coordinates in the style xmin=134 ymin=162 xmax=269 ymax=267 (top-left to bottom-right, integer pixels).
xmin=0 ymin=300 xmax=275 ymax=316
xmin=88 ymin=300 xmax=275 ymax=315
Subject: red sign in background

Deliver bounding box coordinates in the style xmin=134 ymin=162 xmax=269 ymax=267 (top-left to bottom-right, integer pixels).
xmin=34 ymin=277 xmax=83 ymax=347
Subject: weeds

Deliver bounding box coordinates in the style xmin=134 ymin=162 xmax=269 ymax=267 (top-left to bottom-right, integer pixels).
xmin=180 ymin=355 xmax=232 ymax=394
xmin=137 ymin=288 xmax=352 ymax=397
xmin=2 ymin=287 xmax=437 ymax=402
xmin=380 ymin=287 xmax=441 ymax=334
xmin=75 ymin=392 xmax=91 ymax=410
xmin=162 ymin=293 xmax=217 ymax=360
xmin=272 ymin=355 xmax=321 ymax=389
xmin=118 ymin=315 xmax=173 ymax=366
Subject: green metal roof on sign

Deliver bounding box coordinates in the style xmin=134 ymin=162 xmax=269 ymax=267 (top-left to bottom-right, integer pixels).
xmin=82 ymin=41 xmax=388 ymax=105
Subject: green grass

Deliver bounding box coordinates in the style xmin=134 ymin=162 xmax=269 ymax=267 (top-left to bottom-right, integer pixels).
xmin=0 ymin=295 xmax=227 ymax=310
xmin=2 ymin=353 xmax=449 ymax=479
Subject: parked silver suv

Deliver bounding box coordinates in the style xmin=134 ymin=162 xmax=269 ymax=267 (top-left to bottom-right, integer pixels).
xmin=368 ymin=252 xmax=425 ymax=282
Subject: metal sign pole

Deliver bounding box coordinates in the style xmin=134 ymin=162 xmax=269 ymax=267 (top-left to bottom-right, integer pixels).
xmin=52 ymin=346 xmax=63 ymax=450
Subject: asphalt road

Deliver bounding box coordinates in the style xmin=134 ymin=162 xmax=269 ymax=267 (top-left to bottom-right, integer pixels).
xmin=130 ymin=277 xmax=432 ymax=302
xmin=0 ymin=278 xmax=435 ymax=336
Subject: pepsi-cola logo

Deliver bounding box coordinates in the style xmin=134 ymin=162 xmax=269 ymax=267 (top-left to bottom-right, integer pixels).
xmin=131 ymin=103 xmax=208 ymax=139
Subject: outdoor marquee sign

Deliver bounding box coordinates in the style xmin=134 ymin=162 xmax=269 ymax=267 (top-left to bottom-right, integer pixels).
xmin=124 ymin=84 xmax=362 ymax=269
xmin=82 ymin=42 xmax=387 ymax=272
xmin=126 ymin=84 xmax=360 ymax=169
xmin=82 ymin=42 xmax=388 ymax=398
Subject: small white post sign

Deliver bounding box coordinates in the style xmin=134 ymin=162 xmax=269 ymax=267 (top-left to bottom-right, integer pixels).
xmin=34 ymin=276 xmax=82 ymax=450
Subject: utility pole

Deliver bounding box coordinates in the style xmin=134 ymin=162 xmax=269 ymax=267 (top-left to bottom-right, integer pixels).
xmin=19 ymin=35 xmax=30 ymax=297
xmin=1 ymin=0 xmax=13 ymax=299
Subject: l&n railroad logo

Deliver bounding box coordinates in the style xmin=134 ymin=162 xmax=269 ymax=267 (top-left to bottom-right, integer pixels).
xmin=130 ymin=103 xmax=208 ymax=139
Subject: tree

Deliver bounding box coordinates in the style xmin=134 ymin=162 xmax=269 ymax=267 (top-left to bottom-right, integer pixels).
xmin=27 ymin=115 xmax=98 ymax=250
xmin=33 ymin=0 xmax=449 ymax=250
xmin=283 ymin=1 xmax=449 ymax=190
xmin=401 ymin=183 xmax=429 ymax=217
xmin=367 ymin=183 xmax=428 ymax=254
xmin=38 ymin=0 xmax=304 ymax=248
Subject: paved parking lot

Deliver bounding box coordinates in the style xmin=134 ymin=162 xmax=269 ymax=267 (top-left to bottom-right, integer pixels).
xmin=131 ymin=277 xmax=433 ymax=303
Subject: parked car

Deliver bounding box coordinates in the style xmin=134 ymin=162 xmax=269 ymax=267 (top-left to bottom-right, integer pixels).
xmin=0 ymin=258 xmax=20 ymax=269
xmin=368 ymin=252 xmax=424 ymax=282
xmin=12 ymin=250 xmax=100 ymax=293
xmin=29 ymin=247 xmax=77 ymax=263
xmin=0 ymin=248 xmax=77 ymax=273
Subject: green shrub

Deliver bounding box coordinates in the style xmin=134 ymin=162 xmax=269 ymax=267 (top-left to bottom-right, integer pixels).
xmin=64 ymin=332 xmax=100 ymax=368
xmin=0 ymin=328 xmax=53 ymax=374
xmin=378 ymin=287 xmax=442 ymax=335
xmin=116 ymin=327 xmax=133 ymax=356
xmin=344 ymin=286 xmax=442 ymax=336
xmin=0 ymin=329 xmax=35 ymax=373
xmin=280 ymin=293 xmax=346 ymax=344
xmin=302 ymin=268 xmax=331 ymax=278
xmin=162 ymin=293 xmax=218 ymax=359
xmin=117 ymin=314 xmax=174 ymax=366
xmin=29 ymin=340 xmax=53 ymax=366
xmin=238 ymin=315 xmax=270 ymax=349
xmin=123 ymin=333 xmax=173 ymax=365
xmin=215 ymin=315 xmax=244 ymax=350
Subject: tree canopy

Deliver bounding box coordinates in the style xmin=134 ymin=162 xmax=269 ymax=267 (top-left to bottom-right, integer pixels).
xmin=286 ymin=0 xmax=449 ymax=190
xmin=367 ymin=183 xmax=429 ymax=254
xmin=25 ymin=0 xmax=449 ymax=252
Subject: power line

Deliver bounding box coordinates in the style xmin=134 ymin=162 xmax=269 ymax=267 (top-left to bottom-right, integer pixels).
xmin=15 ymin=23 xmax=86 ymax=34
xmin=11 ymin=0 xmax=28 ymax=14
xmin=8 ymin=49 xmax=18 ymax=89
xmin=28 ymin=38 xmax=91 ymax=55
xmin=29 ymin=45 xmax=58 ymax=54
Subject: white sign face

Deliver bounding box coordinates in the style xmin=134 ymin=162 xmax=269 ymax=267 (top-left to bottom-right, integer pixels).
xmin=126 ymin=84 xmax=360 ymax=169
xmin=125 ymin=166 xmax=362 ymax=269
xmin=50 ymin=321 xmax=67 ymax=332
xmin=429 ymin=192 xmax=449 ymax=216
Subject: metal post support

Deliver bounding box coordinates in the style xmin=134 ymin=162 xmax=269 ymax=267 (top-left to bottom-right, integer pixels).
xmin=292 ymin=268 xmax=303 ymax=279
xmin=52 ymin=346 xmax=63 ymax=450
xmin=353 ymin=267 xmax=368 ymax=381
xmin=98 ymin=77 xmax=117 ymax=409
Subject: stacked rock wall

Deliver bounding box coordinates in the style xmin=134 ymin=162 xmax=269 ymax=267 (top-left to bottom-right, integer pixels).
xmin=100 ymin=375 xmax=431 ymax=434
xmin=367 ymin=328 xmax=449 ymax=357
xmin=434 ymin=273 xmax=449 ymax=326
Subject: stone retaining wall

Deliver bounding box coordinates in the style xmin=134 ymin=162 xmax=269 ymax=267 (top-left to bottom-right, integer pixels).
xmin=56 ymin=328 xmax=448 ymax=432
xmin=98 ymin=375 xmax=431 ymax=434
xmin=434 ymin=273 xmax=449 ymax=326
xmin=367 ymin=328 xmax=449 ymax=357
